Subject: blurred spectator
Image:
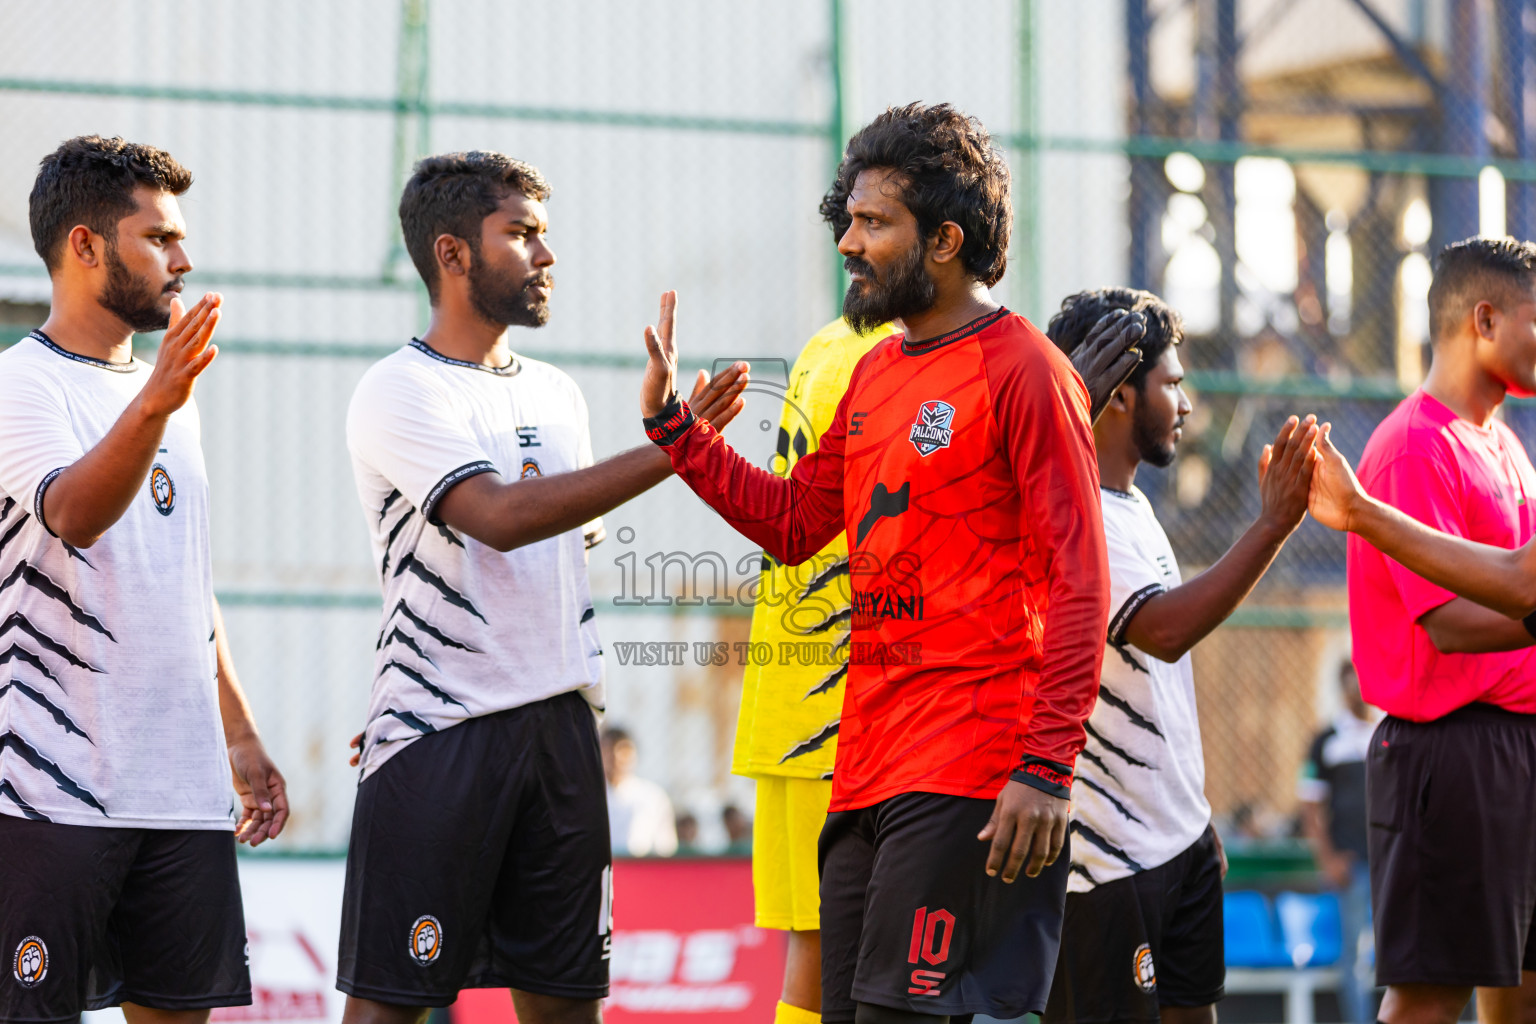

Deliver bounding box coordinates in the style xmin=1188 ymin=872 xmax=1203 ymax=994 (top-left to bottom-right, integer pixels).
xmin=675 ymin=812 xmax=701 ymax=856
xmin=721 ymin=804 xmax=752 ymax=856
xmin=1298 ymin=661 xmax=1379 ymax=1024
xmin=602 ymin=726 xmax=677 ymax=857
xmin=1228 ymin=802 xmax=1265 ymax=841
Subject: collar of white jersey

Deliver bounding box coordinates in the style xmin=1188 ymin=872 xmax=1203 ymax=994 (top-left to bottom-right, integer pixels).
xmin=29 ymin=330 xmax=140 ymax=373
xmin=409 ymin=337 xmax=522 ymax=377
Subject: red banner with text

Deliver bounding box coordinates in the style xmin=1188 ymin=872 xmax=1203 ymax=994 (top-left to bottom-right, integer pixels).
xmin=451 ymin=857 xmax=786 ymax=1024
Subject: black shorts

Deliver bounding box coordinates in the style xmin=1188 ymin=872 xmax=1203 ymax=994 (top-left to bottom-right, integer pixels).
xmin=0 ymin=818 xmax=249 ymax=1023
xmin=818 ymin=791 xmax=1070 ymax=1022
xmin=1370 ymin=703 xmax=1536 ymax=987
xmin=337 ymin=689 xmax=612 ymax=1007
xmin=1043 ymin=826 xmax=1225 ymax=1024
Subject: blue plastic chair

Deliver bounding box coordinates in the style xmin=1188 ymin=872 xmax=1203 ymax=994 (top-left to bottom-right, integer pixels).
xmin=1223 ymin=890 xmax=1292 ymax=968
xmin=1275 ymin=891 xmax=1343 ymax=968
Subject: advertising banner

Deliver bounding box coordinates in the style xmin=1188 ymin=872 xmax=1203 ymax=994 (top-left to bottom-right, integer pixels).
xmin=82 ymin=857 xmax=782 ymax=1024
xmin=453 ymin=858 xmax=785 ymax=1023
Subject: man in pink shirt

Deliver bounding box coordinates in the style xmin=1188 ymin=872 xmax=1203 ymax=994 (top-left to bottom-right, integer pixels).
xmin=1347 ymin=237 xmax=1536 ymax=1024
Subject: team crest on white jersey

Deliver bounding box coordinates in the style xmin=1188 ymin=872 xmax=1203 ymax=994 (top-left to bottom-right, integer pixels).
xmin=13 ymin=936 xmax=46 ymax=988
xmin=521 ymin=458 xmax=543 ymax=479
xmin=909 ymin=401 xmax=955 ymax=456
xmin=1133 ymin=942 xmax=1156 ymax=992
xmin=149 ymin=463 xmax=175 ymax=516
xmin=409 ymin=915 xmax=443 ymax=965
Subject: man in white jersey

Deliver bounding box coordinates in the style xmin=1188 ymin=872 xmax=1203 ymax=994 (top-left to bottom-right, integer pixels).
xmin=0 ymin=136 xmax=288 ymax=1023
xmin=1043 ymin=288 xmax=1317 ymax=1024
xmin=337 ymin=151 xmax=747 ymax=1024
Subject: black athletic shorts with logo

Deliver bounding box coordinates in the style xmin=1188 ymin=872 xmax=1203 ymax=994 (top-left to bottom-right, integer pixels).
xmin=819 ymin=791 xmax=1070 ymax=1023
xmin=337 ymin=689 xmax=612 ymax=1007
xmin=0 ymin=818 xmax=249 ymax=1023
xmin=1370 ymin=703 xmax=1536 ymax=987
xmin=1043 ymin=825 xmax=1225 ymax=1024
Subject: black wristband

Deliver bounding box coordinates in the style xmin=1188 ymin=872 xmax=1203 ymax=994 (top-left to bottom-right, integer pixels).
xmin=1011 ymin=755 xmax=1074 ymax=799
xmin=644 ymin=395 xmax=696 ymax=446
xmin=1524 ymin=607 xmax=1536 ymax=639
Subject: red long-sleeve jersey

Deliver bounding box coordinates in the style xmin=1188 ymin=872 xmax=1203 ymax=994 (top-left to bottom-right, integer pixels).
xmin=653 ymin=308 xmax=1109 ymax=811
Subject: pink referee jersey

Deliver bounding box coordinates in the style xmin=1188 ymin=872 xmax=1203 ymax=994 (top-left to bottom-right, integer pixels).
xmin=1348 ymin=389 xmax=1536 ymax=720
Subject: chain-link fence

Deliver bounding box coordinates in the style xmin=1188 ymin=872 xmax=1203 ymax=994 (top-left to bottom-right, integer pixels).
xmin=0 ymin=0 xmax=1525 ymax=852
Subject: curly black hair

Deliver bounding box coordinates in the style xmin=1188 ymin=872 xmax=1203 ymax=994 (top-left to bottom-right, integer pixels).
xmin=1046 ymin=288 xmax=1183 ymax=391
xmin=1428 ymin=236 xmax=1536 ymax=343
xmin=30 ymin=135 xmax=192 ymax=273
xmin=819 ymin=103 xmax=1011 ymax=286
xmin=399 ymin=151 xmax=552 ymax=300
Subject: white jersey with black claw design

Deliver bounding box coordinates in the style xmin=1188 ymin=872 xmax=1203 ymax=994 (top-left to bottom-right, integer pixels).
xmin=0 ymin=331 xmax=231 ymax=828
xmin=1069 ymin=484 xmax=1211 ymax=890
xmin=345 ymin=337 xmax=607 ymax=778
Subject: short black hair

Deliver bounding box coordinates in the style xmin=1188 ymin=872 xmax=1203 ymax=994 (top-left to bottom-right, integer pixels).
xmin=600 ymin=726 xmax=632 ymax=746
xmin=399 ymin=151 xmax=551 ymax=300
xmin=1046 ymin=287 xmax=1183 ymax=391
xmin=820 ymin=103 xmax=1012 ymax=286
xmin=30 ymin=135 xmax=192 ymax=273
xmin=1428 ymin=237 xmax=1536 ymax=343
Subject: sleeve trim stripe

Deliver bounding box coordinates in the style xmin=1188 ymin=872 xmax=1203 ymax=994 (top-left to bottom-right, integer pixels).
xmin=1012 ymin=755 xmax=1074 ymax=799
xmin=421 ymin=461 xmax=498 ymax=523
xmin=34 ymin=467 xmax=66 ymax=538
xmin=644 ymin=397 xmax=697 ymax=447
xmin=1108 ymin=583 xmax=1166 ymax=647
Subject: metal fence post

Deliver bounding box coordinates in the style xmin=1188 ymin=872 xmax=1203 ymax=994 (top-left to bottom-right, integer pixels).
xmin=1502 ymin=0 xmax=1536 ymax=240
xmin=386 ymin=0 xmax=432 ymax=309
xmin=1435 ymin=0 xmax=1489 ymax=250
xmin=828 ymin=0 xmax=851 ymax=320
xmin=1016 ymin=0 xmax=1043 ymax=323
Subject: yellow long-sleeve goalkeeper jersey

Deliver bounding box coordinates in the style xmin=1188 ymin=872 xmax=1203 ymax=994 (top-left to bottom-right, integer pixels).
xmin=730 ymin=317 xmax=895 ymax=779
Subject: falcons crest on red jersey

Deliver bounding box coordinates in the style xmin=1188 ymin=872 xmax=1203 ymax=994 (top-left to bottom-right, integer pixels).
xmin=909 ymin=401 xmax=955 ymax=456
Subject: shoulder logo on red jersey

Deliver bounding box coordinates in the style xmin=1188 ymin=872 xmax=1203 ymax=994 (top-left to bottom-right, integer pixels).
xmin=909 ymin=401 xmax=955 ymax=456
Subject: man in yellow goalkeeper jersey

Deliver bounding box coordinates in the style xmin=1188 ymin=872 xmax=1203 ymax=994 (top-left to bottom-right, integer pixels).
xmin=736 ymin=313 xmax=891 ymax=1024
xmin=740 ymin=307 xmax=1144 ymax=1024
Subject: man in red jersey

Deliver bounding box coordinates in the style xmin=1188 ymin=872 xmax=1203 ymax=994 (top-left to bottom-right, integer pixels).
xmin=639 ymin=103 xmax=1109 ymax=1024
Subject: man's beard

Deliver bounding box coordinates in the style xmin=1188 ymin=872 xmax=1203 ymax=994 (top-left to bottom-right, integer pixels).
xmin=841 ymin=238 xmax=936 ymax=336
xmin=468 ymin=257 xmax=552 ymax=328
xmin=1133 ymin=396 xmax=1181 ymax=469
xmin=100 ymin=243 xmax=176 ymax=333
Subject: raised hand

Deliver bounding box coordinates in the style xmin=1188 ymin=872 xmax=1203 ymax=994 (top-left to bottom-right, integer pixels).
xmin=1257 ymin=414 xmax=1320 ymax=534
xmin=1307 ymin=423 xmax=1363 ymax=532
xmin=641 ymin=290 xmax=681 ymax=418
xmin=140 ymin=292 xmax=221 ymax=419
xmin=687 ymin=362 xmax=750 ymax=431
xmin=1072 ymin=309 xmax=1145 ymax=424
